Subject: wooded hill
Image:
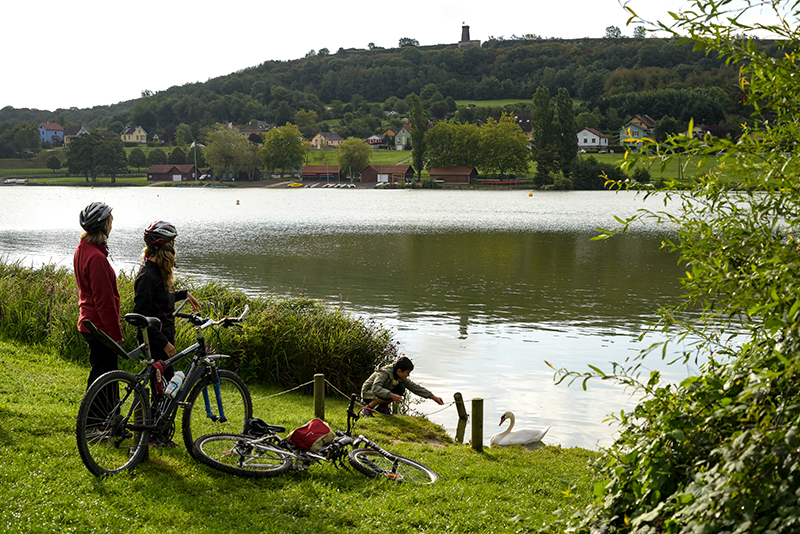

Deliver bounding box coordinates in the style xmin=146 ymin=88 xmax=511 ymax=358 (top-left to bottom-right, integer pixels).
xmin=0 ymin=35 xmax=767 ymax=151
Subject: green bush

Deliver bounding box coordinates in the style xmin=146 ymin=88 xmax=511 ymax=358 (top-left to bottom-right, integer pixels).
xmin=0 ymin=260 xmax=396 ymax=394
xmin=543 ymin=2 xmax=800 ymax=533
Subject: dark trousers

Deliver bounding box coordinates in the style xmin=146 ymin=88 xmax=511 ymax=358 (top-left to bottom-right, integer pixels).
xmin=365 ymin=383 xmax=406 ymax=404
xmin=82 ymin=332 xmax=119 ymax=389
xmin=82 ymin=332 xmax=120 ymax=426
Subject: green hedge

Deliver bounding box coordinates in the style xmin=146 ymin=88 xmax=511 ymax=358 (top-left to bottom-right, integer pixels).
xmin=0 ymin=259 xmax=395 ymax=394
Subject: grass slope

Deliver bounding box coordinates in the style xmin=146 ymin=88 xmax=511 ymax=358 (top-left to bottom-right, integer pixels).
xmin=0 ymin=338 xmax=598 ymax=534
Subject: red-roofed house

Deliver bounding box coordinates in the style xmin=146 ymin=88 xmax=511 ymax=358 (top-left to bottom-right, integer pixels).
xmin=38 ymin=122 xmax=64 ymax=144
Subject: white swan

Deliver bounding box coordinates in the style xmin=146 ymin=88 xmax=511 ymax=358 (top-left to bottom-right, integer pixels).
xmin=490 ymin=411 xmax=550 ymax=447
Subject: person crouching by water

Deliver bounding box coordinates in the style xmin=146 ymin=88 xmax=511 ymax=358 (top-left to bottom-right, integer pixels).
xmin=133 ymin=221 xmax=200 ymax=382
xmin=74 ymin=202 xmax=122 ymax=390
xmin=360 ymin=356 xmax=444 ymax=417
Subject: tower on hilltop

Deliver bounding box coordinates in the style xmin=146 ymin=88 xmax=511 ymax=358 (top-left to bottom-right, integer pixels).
xmin=458 ymin=24 xmax=481 ymax=49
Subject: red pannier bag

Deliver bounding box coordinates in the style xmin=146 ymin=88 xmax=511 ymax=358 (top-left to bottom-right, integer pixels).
xmin=287 ymin=418 xmax=336 ymax=452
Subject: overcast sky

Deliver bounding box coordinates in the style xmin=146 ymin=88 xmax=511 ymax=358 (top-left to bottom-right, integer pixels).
xmin=0 ymin=0 xmax=738 ymax=112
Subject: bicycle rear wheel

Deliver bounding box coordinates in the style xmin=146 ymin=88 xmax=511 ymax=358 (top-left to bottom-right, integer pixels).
xmin=76 ymin=370 xmax=150 ymax=476
xmin=348 ymin=449 xmax=439 ymax=485
xmin=181 ymin=369 xmax=252 ymax=458
xmin=193 ymin=433 xmax=292 ymax=478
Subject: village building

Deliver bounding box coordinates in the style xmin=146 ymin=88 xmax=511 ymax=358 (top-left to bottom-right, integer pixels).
xmin=146 ymin=164 xmax=201 ymax=182
xmin=577 ymin=127 xmax=609 ymax=150
xmin=310 ymin=132 xmax=344 ymax=149
xmin=121 ymin=126 xmax=147 ymax=144
xmin=619 ymin=115 xmax=655 ymax=149
xmin=301 ymin=164 xmax=341 ymax=181
xmin=394 ymin=124 xmax=411 ymax=149
xmin=38 ymin=122 xmax=64 ymax=144
xmin=63 ymin=125 xmax=90 ymax=146
xmin=428 ymin=166 xmax=478 ymax=184
xmin=360 ymin=164 xmax=414 ymax=184
xmin=240 ymin=121 xmax=275 ymax=139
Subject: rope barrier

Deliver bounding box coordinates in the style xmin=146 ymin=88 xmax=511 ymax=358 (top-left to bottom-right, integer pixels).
xmin=322 ymin=378 xmax=458 ymax=419
xmin=249 ymin=379 xmax=314 ymax=403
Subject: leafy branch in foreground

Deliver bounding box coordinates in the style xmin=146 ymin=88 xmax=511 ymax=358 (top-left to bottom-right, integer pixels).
xmin=540 ymin=2 xmax=800 ymax=533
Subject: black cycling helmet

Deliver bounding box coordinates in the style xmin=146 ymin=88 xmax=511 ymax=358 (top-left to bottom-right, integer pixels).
xmin=79 ymin=202 xmax=113 ymax=233
xmin=143 ymin=221 xmax=177 ymax=247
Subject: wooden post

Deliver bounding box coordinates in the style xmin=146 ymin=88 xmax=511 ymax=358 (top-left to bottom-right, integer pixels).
xmin=471 ymin=397 xmax=484 ymax=452
xmin=454 ymin=392 xmax=469 ymax=444
xmin=314 ymin=373 xmax=325 ymax=420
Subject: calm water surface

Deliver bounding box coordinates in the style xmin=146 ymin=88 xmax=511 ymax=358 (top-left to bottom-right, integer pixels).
xmin=0 ymin=186 xmax=696 ymax=449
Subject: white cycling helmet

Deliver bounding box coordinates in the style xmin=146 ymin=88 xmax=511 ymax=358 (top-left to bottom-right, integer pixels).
xmin=143 ymin=221 xmax=178 ymax=247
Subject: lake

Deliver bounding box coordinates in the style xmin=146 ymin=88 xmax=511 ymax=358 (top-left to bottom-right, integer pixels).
xmin=0 ymin=186 xmax=696 ymax=449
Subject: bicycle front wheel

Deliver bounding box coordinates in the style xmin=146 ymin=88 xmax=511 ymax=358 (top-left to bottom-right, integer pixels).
xmin=76 ymin=370 xmax=150 ymax=476
xmin=194 ymin=433 xmax=292 ymax=478
xmin=348 ymin=449 xmax=439 ymax=485
xmin=181 ymin=369 xmax=252 ymax=457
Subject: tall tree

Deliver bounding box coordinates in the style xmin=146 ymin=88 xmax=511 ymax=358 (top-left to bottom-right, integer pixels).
xmin=424 ymin=120 xmax=481 ymax=169
xmin=128 ymin=147 xmax=147 ymax=170
xmin=46 ymin=155 xmax=61 ymax=173
xmin=93 ymin=137 xmax=127 ymax=183
xmin=168 ymin=146 xmax=186 ymax=164
xmin=554 ymin=88 xmax=577 ymax=177
xmin=67 ymin=131 xmax=102 ymax=181
xmin=530 ymin=86 xmax=557 ymax=185
xmin=336 ymin=137 xmax=372 ymax=180
xmin=259 ymin=124 xmax=306 ymax=178
xmin=408 ymin=93 xmax=427 ymax=181
xmin=205 ymin=125 xmax=259 ymax=180
xmin=147 ymin=148 xmax=167 ymax=166
xmin=479 ymin=115 xmax=531 ymax=177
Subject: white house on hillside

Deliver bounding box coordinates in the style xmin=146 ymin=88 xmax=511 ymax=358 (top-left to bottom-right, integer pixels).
xmin=577 ymin=128 xmax=609 ymax=150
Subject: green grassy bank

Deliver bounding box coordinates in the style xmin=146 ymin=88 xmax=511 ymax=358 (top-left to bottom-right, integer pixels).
xmin=0 ymin=260 xmax=398 ymax=395
xmin=0 ymin=338 xmax=598 ymax=534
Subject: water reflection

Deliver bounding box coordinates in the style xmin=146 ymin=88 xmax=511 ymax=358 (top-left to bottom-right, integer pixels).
xmin=0 ymin=187 xmax=692 ymax=449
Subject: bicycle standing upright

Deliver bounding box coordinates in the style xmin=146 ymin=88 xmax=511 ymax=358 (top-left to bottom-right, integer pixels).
xmin=75 ymin=303 xmax=253 ymax=476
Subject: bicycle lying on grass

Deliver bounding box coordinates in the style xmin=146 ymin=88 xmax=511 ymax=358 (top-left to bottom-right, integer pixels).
xmin=193 ymin=394 xmax=439 ymax=484
xmin=76 ymin=303 xmax=253 ymax=476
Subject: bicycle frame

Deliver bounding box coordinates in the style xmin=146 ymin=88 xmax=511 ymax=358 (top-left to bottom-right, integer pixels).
xmin=86 ymin=304 xmax=248 ymax=438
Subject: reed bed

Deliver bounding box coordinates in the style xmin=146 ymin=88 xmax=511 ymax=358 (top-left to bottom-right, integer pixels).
xmin=0 ymin=259 xmax=395 ymax=393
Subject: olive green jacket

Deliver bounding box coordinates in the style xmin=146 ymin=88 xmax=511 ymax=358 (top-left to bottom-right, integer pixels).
xmin=360 ymin=363 xmax=433 ymax=401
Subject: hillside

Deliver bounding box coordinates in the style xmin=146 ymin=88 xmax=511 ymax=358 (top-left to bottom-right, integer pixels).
xmin=1 ymin=35 xmax=770 ymax=152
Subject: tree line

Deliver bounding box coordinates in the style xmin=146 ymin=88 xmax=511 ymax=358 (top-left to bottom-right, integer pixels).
xmin=0 ymin=35 xmax=766 ymax=159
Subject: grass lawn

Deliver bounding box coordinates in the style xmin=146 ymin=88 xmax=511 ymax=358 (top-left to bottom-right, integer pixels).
xmin=305 ymin=148 xmax=412 ymax=167
xmin=589 ymin=152 xmax=719 ymax=181
xmin=0 ymin=338 xmax=598 ymax=534
xmin=454 ymin=99 xmax=532 ymax=108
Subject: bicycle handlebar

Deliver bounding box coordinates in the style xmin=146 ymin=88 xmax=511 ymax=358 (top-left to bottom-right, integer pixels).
xmin=175 ymin=304 xmax=250 ymax=329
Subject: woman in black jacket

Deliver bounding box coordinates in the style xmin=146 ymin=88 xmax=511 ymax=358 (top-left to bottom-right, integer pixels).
xmin=133 ymin=221 xmax=200 ymax=378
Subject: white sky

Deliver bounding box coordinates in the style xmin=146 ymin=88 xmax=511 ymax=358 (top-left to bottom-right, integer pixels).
xmin=0 ymin=0 xmax=740 ymax=111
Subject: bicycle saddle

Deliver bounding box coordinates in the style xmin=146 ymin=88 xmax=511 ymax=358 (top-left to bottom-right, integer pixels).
xmin=124 ymin=313 xmax=162 ymax=329
xmin=246 ymin=418 xmax=286 ymax=436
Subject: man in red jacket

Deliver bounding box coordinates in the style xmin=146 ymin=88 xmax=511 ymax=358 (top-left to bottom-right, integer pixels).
xmin=74 ymin=202 xmax=122 ymax=396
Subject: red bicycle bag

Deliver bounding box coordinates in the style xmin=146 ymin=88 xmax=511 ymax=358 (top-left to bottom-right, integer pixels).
xmin=287 ymin=418 xmax=335 ymax=452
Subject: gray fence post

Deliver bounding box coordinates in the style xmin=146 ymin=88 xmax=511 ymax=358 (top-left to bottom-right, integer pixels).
xmin=314 ymin=373 xmax=325 ymax=420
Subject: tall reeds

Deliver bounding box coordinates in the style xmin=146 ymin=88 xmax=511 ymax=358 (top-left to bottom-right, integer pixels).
xmin=0 ymin=259 xmax=396 ymax=394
